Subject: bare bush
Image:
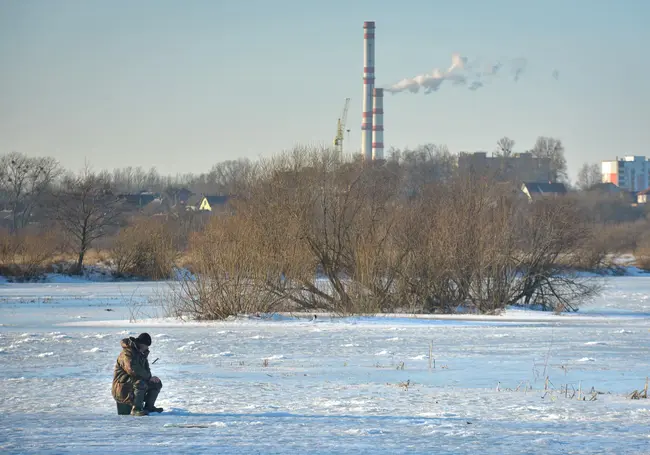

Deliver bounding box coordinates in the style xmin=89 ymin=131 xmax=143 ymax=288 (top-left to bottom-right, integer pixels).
xmin=0 ymin=227 xmax=62 ymax=279
xmin=634 ymin=232 xmax=650 ymax=271
xmin=394 ymin=176 xmax=596 ymax=313
xmin=168 ymin=212 xmax=284 ymax=320
xmin=513 ymin=198 xmax=598 ymax=311
xmin=394 ymin=176 xmax=521 ymax=314
xmin=169 ymin=146 xmax=597 ymax=319
xmin=249 ymin=148 xmax=409 ymax=315
xmin=572 ymin=221 xmax=647 ymax=272
xmin=111 ymin=217 xmax=180 ymax=280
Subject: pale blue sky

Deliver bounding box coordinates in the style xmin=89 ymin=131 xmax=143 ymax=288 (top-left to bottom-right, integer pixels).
xmin=1 ymin=0 xmax=648 ymax=180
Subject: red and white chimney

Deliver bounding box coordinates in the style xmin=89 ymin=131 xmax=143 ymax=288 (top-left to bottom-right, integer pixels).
xmin=361 ymin=21 xmax=375 ymax=162
xmin=372 ymin=88 xmax=384 ymax=160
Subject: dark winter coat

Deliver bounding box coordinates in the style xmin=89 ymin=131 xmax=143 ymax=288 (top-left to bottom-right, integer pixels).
xmin=112 ymin=337 xmax=152 ymax=404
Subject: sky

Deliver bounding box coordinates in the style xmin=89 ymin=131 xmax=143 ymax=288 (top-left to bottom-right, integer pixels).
xmin=1 ymin=0 xmax=649 ymax=181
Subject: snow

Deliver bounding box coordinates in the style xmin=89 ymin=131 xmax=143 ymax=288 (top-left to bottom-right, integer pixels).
xmin=1 ymin=277 xmax=650 ymax=453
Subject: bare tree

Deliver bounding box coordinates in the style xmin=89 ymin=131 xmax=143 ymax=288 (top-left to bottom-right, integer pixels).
xmin=0 ymin=152 xmax=60 ymax=232
xmin=209 ymin=159 xmax=255 ymax=194
xmin=391 ymin=144 xmax=457 ymax=197
xmin=576 ymin=163 xmax=602 ymax=190
xmin=494 ymin=137 xmax=515 ymax=157
xmin=48 ymin=169 xmax=123 ymax=274
xmin=531 ymin=136 xmax=568 ymax=182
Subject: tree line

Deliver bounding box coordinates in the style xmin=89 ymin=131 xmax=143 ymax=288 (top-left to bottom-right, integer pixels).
xmin=0 ymin=138 xmax=644 ymax=321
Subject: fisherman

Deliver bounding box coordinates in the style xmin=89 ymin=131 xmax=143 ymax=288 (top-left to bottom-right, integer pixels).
xmin=112 ymin=332 xmax=163 ymax=416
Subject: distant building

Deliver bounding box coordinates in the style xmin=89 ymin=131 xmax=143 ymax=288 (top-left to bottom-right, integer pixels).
xmin=586 ymin=182 xmax=624 ymax=194
xmin=187 ymin=194 xmax=231 ymax=212
xmin=637 ymin=188 xmax=650 ymax=204
xmin=602 ymin=156 xmax=650 ymax=192
xmin=458 ymin=152 xmax=553 ymax=183
xmin=197 ymin=195 xmax=230 ymax=212
xmin=164 ymin=187 xmax=194 ymax=207
xmin=117 ymin=192 xmax=160 ymax=210
xmin=521 ymin=182 xmax=567 ymax=202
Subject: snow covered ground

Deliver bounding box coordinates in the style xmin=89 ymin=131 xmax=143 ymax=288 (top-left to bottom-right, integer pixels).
xmin=0 ymin=279 xmax=649 ymax=454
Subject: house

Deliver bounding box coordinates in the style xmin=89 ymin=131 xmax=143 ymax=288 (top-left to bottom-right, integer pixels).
xmin=196 ymin=195 xmax=230 ymax=212
xmin=586 ymin=182 xmax=623 ymax=194
xmin=521 ymin=182 xmax=567 ymax=202
xmin=637 ymin=188 xmax=650 ymax=204
xmin=117 ymin=192 xmax=161 ymax=212
xmin=164 ymin=187 xmax=194 ymax=207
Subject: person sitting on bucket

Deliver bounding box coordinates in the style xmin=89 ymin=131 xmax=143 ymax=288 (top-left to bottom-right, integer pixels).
xmin=112 ymin=332 xmax=163 ymax=416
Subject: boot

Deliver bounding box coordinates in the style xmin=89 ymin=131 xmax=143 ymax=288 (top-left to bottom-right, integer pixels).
xmin=144 ymin=388 xmax=163 ymax=413
xmin=131 ymin=385 xmax=149 ymax=416
xmin=130 ymin=407 xmax=149 ymax=417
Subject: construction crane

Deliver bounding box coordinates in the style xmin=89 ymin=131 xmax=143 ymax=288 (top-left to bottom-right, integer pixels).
xmin=333 ymin=97 xmax=350 ymax=153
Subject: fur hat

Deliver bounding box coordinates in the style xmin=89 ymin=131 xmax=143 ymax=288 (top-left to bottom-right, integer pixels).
xmin=135 ymin=332 xmax=152 ymax=346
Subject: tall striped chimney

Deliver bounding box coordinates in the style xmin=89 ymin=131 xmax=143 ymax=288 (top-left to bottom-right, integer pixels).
xmin=372 ymin=88 xmax=384 ymax=161
xmin=361 ymin=21 xmax=375 ymax=162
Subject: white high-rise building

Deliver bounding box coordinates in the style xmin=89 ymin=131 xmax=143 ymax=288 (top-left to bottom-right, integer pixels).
xmin=602 ymin=156 xmax=650 ymax=192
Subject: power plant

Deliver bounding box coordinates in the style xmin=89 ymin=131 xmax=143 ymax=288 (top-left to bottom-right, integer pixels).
xmin=371 ymin=88 xmax=384 ymax=160
xmin=361 ymin=21 xmax=379 ymax=162
xmin=332 ymin=21 xmax=384 ymax=160
xmin=334 ymin=22 xmax=534 ymax=160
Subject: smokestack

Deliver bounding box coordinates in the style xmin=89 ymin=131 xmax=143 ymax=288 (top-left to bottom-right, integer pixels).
xmin=372 ymin=88 xmax=384 ymax=161
xmin=362 ymin=21 xmax=375 ymax=162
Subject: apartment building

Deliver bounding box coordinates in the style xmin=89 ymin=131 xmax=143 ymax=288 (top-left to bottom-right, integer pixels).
xmin=601 ymin=156 xmax=650 ymax=192
xmin=458 ymin=152 xmax=553 ymax=183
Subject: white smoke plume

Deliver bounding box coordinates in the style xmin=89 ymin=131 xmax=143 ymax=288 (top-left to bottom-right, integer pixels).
xmin=384 ymin=54 xmax=529 ymax=94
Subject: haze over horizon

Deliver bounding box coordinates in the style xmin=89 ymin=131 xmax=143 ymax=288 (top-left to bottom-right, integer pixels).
xmin=1 ymin=0 xmax=648 ymax=181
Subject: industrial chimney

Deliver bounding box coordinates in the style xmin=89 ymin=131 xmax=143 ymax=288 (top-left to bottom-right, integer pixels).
xmin=361 ymin=21 xmax=375 ymax=162
xmin=372 ymin=88 xmax=384 ymax=161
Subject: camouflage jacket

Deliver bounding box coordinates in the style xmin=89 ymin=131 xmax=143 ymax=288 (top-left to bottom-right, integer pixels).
xmin=112 ymin=337 xmax=152 ymax=403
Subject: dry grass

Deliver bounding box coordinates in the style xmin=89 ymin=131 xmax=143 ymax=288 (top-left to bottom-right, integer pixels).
xmin=629 ymin=378 xmax=648 ymax=400
xmin=0 ymin=228 xmax=64 ymax=279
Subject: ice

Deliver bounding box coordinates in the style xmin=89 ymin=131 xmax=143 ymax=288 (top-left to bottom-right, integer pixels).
xmin=177 ymin=341 xmax=199 ymax=351
xmin=263 ymin=354 xmax=284 ymax=360
xmin=1 ymin=277 xmax=650 ymax=453
xmin=409 ymin=355 xmax=427 ymax=360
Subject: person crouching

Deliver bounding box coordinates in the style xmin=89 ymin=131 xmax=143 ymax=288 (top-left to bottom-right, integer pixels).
xmin=112 ymin=333 xmax=163 ymax=416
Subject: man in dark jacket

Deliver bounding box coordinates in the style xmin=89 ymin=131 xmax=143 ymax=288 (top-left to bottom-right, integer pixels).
xmin=112 ymin=333 xmax=163 ymax=416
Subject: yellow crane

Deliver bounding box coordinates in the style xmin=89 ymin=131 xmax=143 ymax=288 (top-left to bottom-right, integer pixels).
xmin=333 ymin=97 xmax=350 ymax=153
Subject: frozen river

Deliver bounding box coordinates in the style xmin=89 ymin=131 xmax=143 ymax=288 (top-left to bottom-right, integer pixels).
xmin=0 ymin=278 xmax=649 ymax=454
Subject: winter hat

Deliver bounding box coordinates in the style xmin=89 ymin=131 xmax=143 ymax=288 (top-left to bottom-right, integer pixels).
xmin=135 ymin=333 xmax=152 ymax=346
